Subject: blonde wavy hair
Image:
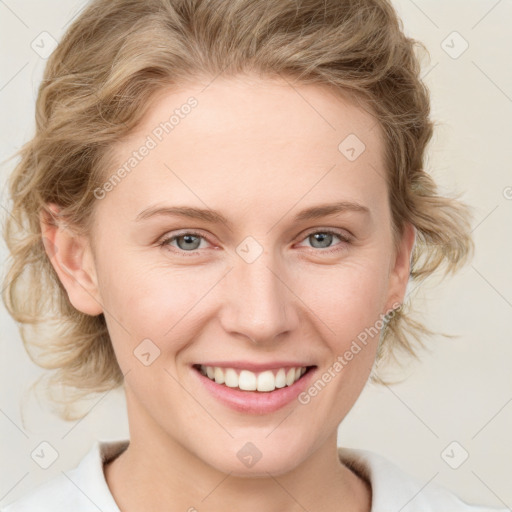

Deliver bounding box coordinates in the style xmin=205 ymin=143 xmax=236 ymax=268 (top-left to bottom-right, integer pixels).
xmin=2 ymin=0 xmax=473 ymax=421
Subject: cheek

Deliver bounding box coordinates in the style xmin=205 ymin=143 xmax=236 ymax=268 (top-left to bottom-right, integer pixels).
xmin=95 ymin=253 xmax=222 ymax=358
xmin=294 ymin=257 xmax=391 ymax=341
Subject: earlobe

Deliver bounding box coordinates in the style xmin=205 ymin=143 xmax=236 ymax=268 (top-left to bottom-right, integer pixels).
xmin=40 ymin=203 xmax=103 ymax=316
xmin=384 ymin=222 xmax=416 ymax=312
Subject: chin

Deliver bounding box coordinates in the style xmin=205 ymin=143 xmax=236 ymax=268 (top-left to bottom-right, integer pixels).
xmin=204 ymin=443 xmax=306 ymax=478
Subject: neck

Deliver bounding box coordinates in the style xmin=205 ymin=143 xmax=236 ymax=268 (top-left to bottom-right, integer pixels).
xmin=105 ymin=437 xmax=371 ymax=512
xmin=104 ymin=391 xmax=371 ymax=512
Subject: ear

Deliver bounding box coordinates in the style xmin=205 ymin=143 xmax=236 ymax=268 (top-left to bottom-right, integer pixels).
xmin=40 ymin=203 xmax=103 ymax=316
xmin=384 ymin=222 xmax=416 ymax=313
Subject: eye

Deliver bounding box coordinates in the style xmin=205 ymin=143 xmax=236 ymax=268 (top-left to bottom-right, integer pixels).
xmin=297 ymin=229 xmax=352 ymax=254
xmin=158 ymin=228 xmax=352 ymax=257
xmin=158 ymin=231 xmax=212 ymax=256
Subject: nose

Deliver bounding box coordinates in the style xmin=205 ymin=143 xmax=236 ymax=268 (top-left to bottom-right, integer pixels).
xmin=218 ymin=251 xmax=299 ymax=346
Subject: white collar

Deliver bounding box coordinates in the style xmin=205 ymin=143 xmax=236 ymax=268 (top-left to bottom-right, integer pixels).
xmin=2 ymin=439 xmax=505 ymax=511
xmin=337 ymin=446 xmax=504 ymax=511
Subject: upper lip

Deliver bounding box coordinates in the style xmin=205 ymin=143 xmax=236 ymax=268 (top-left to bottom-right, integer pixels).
xmin=193 ymin=361 xmax=316 ymax=372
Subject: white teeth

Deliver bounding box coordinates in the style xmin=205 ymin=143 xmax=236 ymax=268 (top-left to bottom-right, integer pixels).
xmin=285 ymin=368 xmax=296 ymax=386
xmin=274 ymin=368 xmax=286 ymax=389
xmin=214 ymin=367 xmax=225 ymax=385
xmin=256 ymin=370 xmax=274 ymax=392
xmin=224 ymin=368 xmax=238 ymax=388
xmin=239 ymin=370 xmax=257 ymax=391
xmin=198 ymin=365 xmax=308 ymax=392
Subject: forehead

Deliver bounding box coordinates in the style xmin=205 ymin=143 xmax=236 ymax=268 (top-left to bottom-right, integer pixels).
xmin=124 ymin=74 xmax=381 ymax=150
xmin=99 ymin=75 xmax=387 ymax=221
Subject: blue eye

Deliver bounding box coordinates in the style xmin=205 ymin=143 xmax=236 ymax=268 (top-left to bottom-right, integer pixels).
xmin=159 ymin=231 xmax=209 ymax=256
xmin=298 ymin=229 xmax=352 ymax=253
xmin=158 ymin=228 xmax=352 ymax=257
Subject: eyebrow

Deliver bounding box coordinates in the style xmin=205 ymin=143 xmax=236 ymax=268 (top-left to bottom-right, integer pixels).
xmin=135 ymin=201 xmax=370 ymax=227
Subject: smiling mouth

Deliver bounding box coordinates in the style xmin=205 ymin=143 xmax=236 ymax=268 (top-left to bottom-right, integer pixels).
xmin=192 ymin=364 xmax=316 ymax=393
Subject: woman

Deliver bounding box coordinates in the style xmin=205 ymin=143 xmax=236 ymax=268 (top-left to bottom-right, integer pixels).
xmin=1 ymin=0 xmax=506 ymax=510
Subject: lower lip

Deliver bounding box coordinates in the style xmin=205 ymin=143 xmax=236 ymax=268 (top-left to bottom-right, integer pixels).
xmin=192 ymin=366 xmax=317 ymax=414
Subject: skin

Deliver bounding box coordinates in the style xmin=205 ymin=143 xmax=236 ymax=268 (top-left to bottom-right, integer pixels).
xmin=41 ymin=74 xmax=415 ymax=512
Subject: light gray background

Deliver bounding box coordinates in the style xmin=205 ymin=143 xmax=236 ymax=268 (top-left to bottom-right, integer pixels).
xmin=1 ymin=0 xmax=511 ymax=508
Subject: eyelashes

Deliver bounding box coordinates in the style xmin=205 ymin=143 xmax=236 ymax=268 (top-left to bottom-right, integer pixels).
xmin=158 ymin=231 xmax=210 ymax=256
xmin=297 ymin=229 xmax=352 ymax=252
xmin=157 ymin=228 xmax=352 ymax=257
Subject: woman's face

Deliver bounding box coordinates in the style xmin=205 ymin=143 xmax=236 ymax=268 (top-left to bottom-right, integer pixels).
xmin=60 ymin=75 xmax=414 ymax=476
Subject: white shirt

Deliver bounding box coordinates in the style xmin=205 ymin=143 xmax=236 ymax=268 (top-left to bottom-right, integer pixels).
xmin=1 ymin=439 xmax=507 ymax=511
